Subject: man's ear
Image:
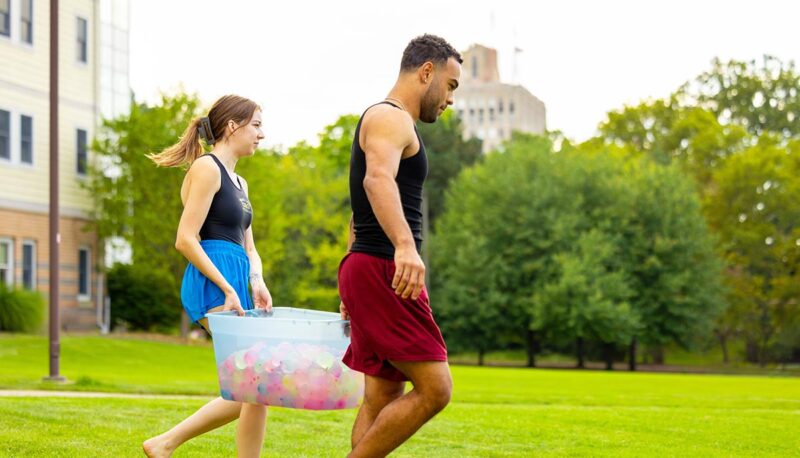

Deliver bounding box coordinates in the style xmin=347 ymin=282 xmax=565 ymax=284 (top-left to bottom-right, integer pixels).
xmin=420 ymin=61 xmax=434 ymax=84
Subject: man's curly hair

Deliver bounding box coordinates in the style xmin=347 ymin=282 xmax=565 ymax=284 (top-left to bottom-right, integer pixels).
xmin=400 ymin=34 xmax=463 ymax=72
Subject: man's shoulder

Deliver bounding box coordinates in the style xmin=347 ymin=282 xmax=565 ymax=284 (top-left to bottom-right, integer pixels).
xmin=361 ymin=104 xmax=415 ymax=139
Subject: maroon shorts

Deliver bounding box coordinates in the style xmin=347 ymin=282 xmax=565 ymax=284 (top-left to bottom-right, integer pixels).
xmin=338 ymin=251 xmax=448 ymax=382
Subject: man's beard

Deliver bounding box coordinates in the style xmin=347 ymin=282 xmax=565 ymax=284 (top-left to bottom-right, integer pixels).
xmin=419 ymin=86 xmax=441 ymax=123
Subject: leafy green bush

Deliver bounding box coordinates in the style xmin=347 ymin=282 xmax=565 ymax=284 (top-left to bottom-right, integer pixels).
xmin=0 ymin=284 xmax=45 ymax=333
xmin=107 ymin=263 xmax=181 ymax=332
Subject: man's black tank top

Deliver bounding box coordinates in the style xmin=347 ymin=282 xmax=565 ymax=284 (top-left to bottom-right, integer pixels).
xmin=198 ymin=154 xmax=253 ymax=247
xmin=349 ymin=102 xmax=428 ymax=259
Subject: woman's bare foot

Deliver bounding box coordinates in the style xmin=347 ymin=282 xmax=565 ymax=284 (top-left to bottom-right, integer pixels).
xmin=142 ymin=434 xmax=174 ymax=458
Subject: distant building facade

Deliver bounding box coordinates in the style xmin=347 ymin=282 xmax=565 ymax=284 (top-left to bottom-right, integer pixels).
xmin=454 ymin=44 xmax=546 ymax=153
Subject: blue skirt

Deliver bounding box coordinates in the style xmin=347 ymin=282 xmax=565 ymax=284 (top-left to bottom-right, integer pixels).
xmin=181 ymin=239 xmax=254 ymax=323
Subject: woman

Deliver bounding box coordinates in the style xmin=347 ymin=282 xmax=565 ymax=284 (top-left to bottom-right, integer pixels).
xmin=143 ymin=95 xmax=272 ymax=458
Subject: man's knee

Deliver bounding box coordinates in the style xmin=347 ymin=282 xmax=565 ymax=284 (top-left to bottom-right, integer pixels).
xmin=363 ymin=379 xmax=405 ymax=411
xmin=419 ymin=373 xmax=452 ymax=414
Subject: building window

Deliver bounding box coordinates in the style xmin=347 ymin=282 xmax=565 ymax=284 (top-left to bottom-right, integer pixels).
xmin=509 ymin=100 xmax=515 ymax=115
xmin=76 ymin=129 xmax=87 ymax=175
xmin=489 ymin=107 xmax=495 ymax=122
xmin=20 ymin=0 xmax=31 ymax=44
xmin=0 ymin=239 xmax=12 ymax=286
xmin=78 ymin=247 xmax=90 ymax=297
xmin=0 ymin=0 xmax=9 ymax=38
xmin=22 ymin=241 xmax=35 ymax=290
xmin=20 ymin=115 xmax=32 ymax=164
xmin=498 ymin=100 xmax=504 ymax=114
xmin=77 ymin=17 xmax=87 ymax=63
xmin=469 ymin=108 xmax=474 ymax=118
xmin=0 ymin=109 xmax=9 ymax=160
xmin=478 ymin=108 xmax=484 ymax=124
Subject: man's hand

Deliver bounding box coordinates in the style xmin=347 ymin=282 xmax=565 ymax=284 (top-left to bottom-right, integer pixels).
xmin=393 ymin=244 xmax=425 ymax=300
xmin=339 ymin=301 xmax=350 ymax=320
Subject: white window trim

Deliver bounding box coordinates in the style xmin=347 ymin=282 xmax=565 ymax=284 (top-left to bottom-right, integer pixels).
xmin=77 ymin=246 xmax=91 ymax=301
xmin=21 ymin=239 xmax=35 ymax=290
xmin=19 ymin=111 xmax=34 ymax=166
xmin=0 ymin=107 xmax=10 ymax=163
xmin=75 ymin=127 xmax=88 ymax=177
xmin=1 ymin=0 xmax=34 ymax=48
xmin=0 ymin=237 xmax=14 ymax=287
xmin=0 ymin=0 xmax=11 ymax=41
xmin=0 ymin=106 xmax=35 ymax=168
xmin=18 ymin=0 xmax=32 ymax=46
xmin=76 ymin=15 xmax=89 ymax=65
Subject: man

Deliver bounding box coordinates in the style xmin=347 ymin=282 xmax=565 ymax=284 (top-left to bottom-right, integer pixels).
xmin=338 ymin=34 xmax=462 ymax=457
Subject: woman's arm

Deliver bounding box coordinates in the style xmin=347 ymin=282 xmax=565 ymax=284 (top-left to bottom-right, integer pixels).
xmin=241 ymin=178 xmax=273 ymax=311
xmin=175 ymin=158 xmax=244 ymax=314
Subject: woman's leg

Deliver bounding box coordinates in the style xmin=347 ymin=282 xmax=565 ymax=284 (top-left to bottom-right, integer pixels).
xmin=143 ymin=397 xmax=243 ymax=457
xmin=237 ymin=403 xmax=268 ymax=458
xmin=145 ymin=306 xmax=267 ymax=457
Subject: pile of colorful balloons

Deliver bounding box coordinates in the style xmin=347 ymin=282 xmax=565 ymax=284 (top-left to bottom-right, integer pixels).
xmin=216 ymin=340 xmax=364 ymax=410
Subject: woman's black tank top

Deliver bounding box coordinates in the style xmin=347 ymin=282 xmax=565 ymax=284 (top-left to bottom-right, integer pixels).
xmin=198 ymin=154 xmax=253 ymax=247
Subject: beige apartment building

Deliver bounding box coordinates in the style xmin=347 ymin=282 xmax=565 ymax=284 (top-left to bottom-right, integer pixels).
xmin=0 ymin=0 xmax=130 ymax=329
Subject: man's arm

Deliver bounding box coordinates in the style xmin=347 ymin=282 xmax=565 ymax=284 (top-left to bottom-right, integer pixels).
xmin=339 ymin=214 xmax=355 ymax=320
xmin=347 ymin=213 xmax=355 ymax=251
xmin=362 ymin=108 xmax=425 ymax=300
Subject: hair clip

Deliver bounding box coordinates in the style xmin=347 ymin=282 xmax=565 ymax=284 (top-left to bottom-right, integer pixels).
xmin=198 ymin=117 xmax=216 ymax=145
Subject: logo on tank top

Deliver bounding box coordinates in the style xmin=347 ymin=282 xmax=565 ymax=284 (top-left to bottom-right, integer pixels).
xmin=239 ymin=198 xmax=252 ymax=214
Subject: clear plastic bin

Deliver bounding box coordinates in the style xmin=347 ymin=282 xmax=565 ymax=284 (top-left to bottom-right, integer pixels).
xmin=206 ymin=307 xmax=364 ymax=410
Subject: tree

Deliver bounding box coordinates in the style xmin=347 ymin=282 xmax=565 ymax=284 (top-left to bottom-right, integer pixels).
xmin=620 ymin=156 xmax=725 ymax=364
xmin=705 ymin=137 xmax=800 ymax=365
xmin=534 ymin=230 xmax=638 ymax=369
xmin=433 ymin=135 xmax=555 ymax=365
xmin=434 ymin=133 xmax=722 ymax=368
xmin=416 ymin=110 xmax=483 ymax=228
xmin=599 ymin=101 xmax=747 ymax=186
xmin=678 ymin=55 xmax=800 ymax=139
xmin=596 ymin=56 xmax=800 ymax=364
xmin=85 ymin=92 xmax=205 ymax=332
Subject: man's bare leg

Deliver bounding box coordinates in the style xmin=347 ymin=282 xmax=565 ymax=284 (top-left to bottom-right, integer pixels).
xmin=351 ymin=375 xmax=406 ymax=448
xmin=349 ymin=361 xmax=452 ymax=458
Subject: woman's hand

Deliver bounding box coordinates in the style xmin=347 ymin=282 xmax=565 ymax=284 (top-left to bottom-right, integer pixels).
xmin=251 ymin=276 xmax=273 ymax=312
xmin=222 ymin=288 xmax=245 ymax=316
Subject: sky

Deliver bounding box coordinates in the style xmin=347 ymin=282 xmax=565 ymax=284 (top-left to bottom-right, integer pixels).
xmin=129 ymin=0 xmax=800 ymax=149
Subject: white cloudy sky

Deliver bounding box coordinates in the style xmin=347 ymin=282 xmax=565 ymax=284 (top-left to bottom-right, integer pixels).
xmin=129 ymin=0 xmax=800 ymax=149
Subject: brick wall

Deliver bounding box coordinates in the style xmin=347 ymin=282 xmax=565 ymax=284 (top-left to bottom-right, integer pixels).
xmin=0 ymin=207 xmax=100 ymax=330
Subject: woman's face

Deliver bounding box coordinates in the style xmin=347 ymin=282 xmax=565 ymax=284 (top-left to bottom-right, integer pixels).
xmin=229 ymin=110 xmax=265 ymax=156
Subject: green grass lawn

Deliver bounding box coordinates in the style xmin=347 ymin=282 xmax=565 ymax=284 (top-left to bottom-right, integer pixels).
xmin=1 ymin=333 xmax=799 ymax=457
xmin=0 ymin=333 xmax=217 ymax=394
xmin=449 ymin=343 xmax=800 ymax=374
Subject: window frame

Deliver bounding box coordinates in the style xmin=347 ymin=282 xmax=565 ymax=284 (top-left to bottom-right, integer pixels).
xmin=77 ymin=246 xmax=91 ymax=300
xmin=0 ymin=238 xmax=14 ymax=287
xmin=76 ymin=16 xmax=88 ymax=63
xmin=21 ymin=239 xmax=36 ymax=290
